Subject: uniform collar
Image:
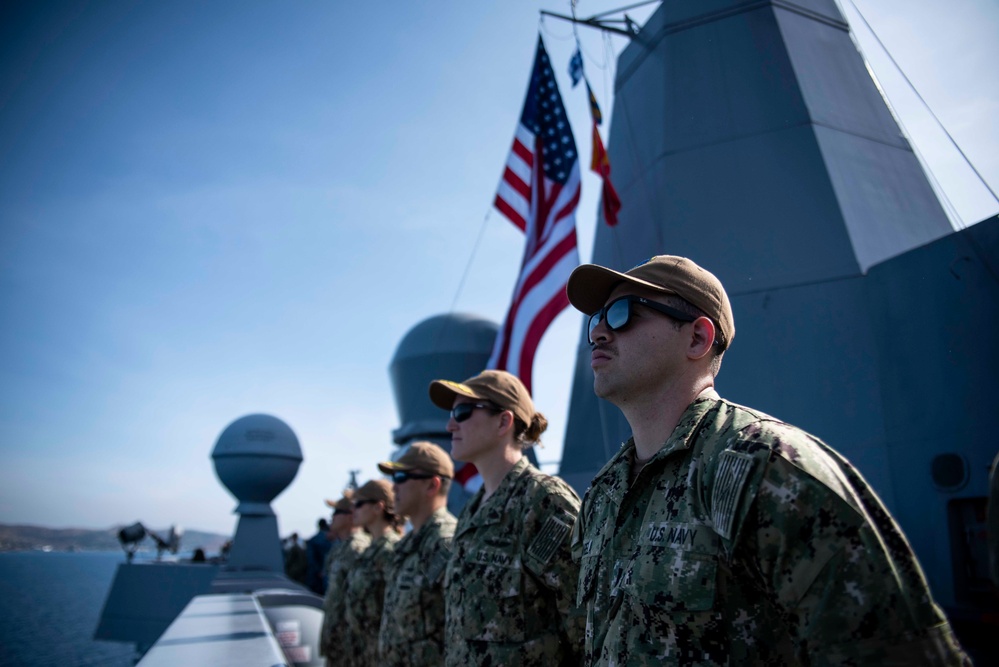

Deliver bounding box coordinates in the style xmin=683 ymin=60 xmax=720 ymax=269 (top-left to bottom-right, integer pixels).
xmin=590 ymin=389 xmax=721 ymax=506
xmin=396 ymin=507 xmax=452 ymax=554
xmin=455 ymin=456 xmax=532 ymax=538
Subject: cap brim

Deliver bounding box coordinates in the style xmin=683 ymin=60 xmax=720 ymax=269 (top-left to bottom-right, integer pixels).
xmin=567 ymin=264 xmax=678 ymax=314
xmin=377 ymin=460 xmax=411 ymax=474
xmin=324 ymin=499 xmax=337 ymax=508
xmin=428 ymin=379 xmax=487 ymax=411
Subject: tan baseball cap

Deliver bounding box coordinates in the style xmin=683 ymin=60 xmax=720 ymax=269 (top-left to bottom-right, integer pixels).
xmin=566 ymin=255 xmax=735 ymax=350
xmin=325 ymin=492 xmax=354 ymax=513
xmin=355 ymin=479 xmax=394 ymax=512
xmin=429 ymin=369 xmax=534 ymax=426
xmin=377 ymin=441 xmax=454 ymax=479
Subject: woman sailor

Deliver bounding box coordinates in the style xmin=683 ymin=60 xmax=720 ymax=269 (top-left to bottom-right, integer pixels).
xmin=342 ymin=479 xmax=403 ymax=667
xmin=429 ymin=369 xmax=584 ymax=666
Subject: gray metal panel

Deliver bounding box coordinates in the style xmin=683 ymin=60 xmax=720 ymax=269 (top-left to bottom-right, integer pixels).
xmin=620 ymin=0 xmax=846 ymax=78
xmin=721 ymin=276 xmax=892 ymax=497
xmin=863 ymin=215 xmax=999 ymax=606
xmin=211 ymin=570 xmax=308 ymax=595
xmin=815 ymin=126 xmax=953 ymax=271
xmin=605 ymin=0 xmax=951 ymax=281
xmin=614 ymin=5 xmax=813 ymax=180
xmin=775 ymin=4 xmax=902 ymax=145
xmin=599 ymin=125 xmax=861 ymax=292
xmin=94 ymin=562 xmax=219 ymax=649
xmin=229 ymin=514 xmax=284 ymax=573
xmin=136 ymin=594 xmax=288 ymax=667
xmin=652 ymin=0 xmax=846 ymax=25
xmin=775 ymin=8 xmax=954 ymax=269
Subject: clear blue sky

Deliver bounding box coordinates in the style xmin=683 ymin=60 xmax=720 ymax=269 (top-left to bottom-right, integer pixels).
xmin=1 ymin=0 xmax=996 ymax=538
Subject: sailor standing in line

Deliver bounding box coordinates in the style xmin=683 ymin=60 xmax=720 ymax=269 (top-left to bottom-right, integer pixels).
xmin=319 ymin=500 xmax=343 ymax=589
xmin=319 ymin=492 xmax=370 ymax=667
xmin=429 ymin=370 xmax=584 ymax=667
xmin=376 ymin=441 xmax=458 ymax=666
xmin=566 ymin=254 xmax=970 ymax=665
xmin=343 ymin=479 xmax=402 ymax=667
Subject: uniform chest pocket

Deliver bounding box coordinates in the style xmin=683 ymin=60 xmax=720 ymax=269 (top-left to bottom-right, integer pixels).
xmin=623 ymin=551 xmax=726 ymax=666
xmin=460 ymin=561 xmax=525 ymax=643
xmin=626 ymin=550 xmax=718 ymax=611
xmin=384 ymin=570 xmax=428 ymax=643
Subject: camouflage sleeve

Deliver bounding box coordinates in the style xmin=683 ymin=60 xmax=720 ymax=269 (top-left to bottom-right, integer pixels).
xmin=729 ymin=431 xmax=965 ymax=664
xmin=522 ymin=477 xmax=586 ymax=662
xmin=423 ymin=527 xmax=452 ymax=586
xmin=570 ymin=497 xmax=586 ymax=565
xmin=320 ymin=536 xmax=369 ymax=658
xmin=319 ymin=542 xmax=347 ymax=657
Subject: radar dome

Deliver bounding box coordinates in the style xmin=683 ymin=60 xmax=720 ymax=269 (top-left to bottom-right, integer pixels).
xmin=389 ymin=313 xmax=497 ymax=444
xmin=212 ymin=414 xmax=302 ymax=516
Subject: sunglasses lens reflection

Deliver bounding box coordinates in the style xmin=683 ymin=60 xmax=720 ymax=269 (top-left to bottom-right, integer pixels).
xmin=588 ymin=299 xmax=632 ymax=342
xmin=607 ymin=299 xmax=630 ymax=330
xmin=452 ymin=404 xmax=474 ymax=422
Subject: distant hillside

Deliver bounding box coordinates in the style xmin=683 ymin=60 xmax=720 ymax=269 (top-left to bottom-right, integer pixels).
xmin=0 ymin=523 xmax=230 ymax=554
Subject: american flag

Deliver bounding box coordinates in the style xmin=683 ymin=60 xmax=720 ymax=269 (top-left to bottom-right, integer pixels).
xmin=489 ymin=36 xmax=580 ymax=393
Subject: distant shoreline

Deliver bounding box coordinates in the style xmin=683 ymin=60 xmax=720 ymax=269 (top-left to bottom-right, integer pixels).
xmin=0 ymin=522 xmax=229 ymax=554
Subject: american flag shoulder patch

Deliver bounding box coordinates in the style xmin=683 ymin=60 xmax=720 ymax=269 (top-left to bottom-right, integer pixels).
xmin=711 ymin=450 xmax=756 ymax=541
xmin=528 ymin=513 xmax=573 ymax=565
xmin=425 ymin=546 xmax=451 ymax=584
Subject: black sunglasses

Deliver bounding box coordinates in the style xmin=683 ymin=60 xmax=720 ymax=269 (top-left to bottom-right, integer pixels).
xmin=332 ymin=509 xmax=351 ymax=516
xmin=450 ymin=402 xmax=501 ymax=423
xmin=391 ymin=470 xmax=437 ymax=484
xmin=587 ymin=295 xmax=697 ymax=344
xmin=353 ymin=499 xmax=377 ymax=509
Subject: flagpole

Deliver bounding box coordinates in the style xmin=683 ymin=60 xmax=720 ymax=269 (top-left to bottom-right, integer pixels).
xmin=539 ymin=5 xmax=648 ymax=39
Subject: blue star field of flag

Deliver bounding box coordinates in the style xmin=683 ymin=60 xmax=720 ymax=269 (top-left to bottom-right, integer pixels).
xmin=520 ymin=38 xmax=578 ymax=186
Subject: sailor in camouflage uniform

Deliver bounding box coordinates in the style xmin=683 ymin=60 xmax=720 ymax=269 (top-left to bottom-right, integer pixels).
xmin=343 ymin=479 xmax=402 ymax=667
xmin=376 ymin=441 xmax=458 ymax=666
xmin=429 ymin=370 xmax=584 ymax=667
xmin=566 ymin=255 xmax=970 ymax=666
xmin=320 ymin=492 xmax=371 ymax=667
xmin=319 ymin=499 xmax=343 ymax=588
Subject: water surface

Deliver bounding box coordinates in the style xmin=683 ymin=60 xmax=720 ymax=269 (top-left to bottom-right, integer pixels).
xmin=0 ymin=551 xmax=135 ymax=667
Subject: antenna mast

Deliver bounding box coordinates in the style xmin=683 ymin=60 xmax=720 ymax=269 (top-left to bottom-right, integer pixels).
xmin=540 ymin=0 xmax=659 ymax=38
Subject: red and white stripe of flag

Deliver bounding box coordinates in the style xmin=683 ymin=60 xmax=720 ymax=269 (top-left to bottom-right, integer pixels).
xmin=490 ymin=125 xmax=581 ymax=393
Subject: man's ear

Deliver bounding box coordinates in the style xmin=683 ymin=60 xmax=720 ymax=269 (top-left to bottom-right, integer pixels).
xmin=688 ymin=316 xmax=716 ymax=361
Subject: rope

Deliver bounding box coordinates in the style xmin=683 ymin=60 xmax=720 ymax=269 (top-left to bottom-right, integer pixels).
xmin=447 ymin=208 xmax=493 ymax=318
xmin=847 ymin=0 xmax=999 ymax=223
